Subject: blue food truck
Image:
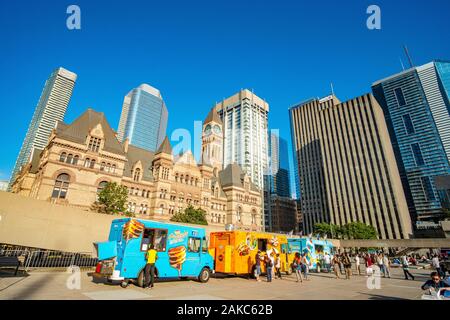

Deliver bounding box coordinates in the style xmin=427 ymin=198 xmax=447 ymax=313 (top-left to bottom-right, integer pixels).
xmin=94 ymin=218 xmax=214 ymax=288
xmin=288 ymin=237 xmax=335 ymax=271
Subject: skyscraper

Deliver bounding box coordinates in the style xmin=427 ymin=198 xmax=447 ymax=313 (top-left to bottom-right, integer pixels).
xmin=269 ymin=131 xmax=291 ymax=197
xmin=372 ymin=60 xmax=450 ymax=224
xmin=9 ymin=67 xmax=77 ymax=187
xmin=117 ymin=84 xmax=168 ymax=152
xmin=289 ymin=93 xmax=413 ymax=239
xmin=214 ymin=89 xmax=269 ymax=190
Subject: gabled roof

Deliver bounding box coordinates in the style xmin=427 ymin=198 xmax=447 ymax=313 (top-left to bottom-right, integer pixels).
xmin=55 ymin=109 xmax=125 ymax=155
xmin=124 ymin=144 xmax=155 ymax=182
xmin=219 ymin=163 xmax=244 ymax=188
xmin=156 ymin=136 xmax=172 ymax=155
xmin=204 ymin=107 xmax=222 ymax=124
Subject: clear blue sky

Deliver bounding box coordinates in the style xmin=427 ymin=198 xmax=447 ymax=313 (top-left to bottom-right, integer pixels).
xmin=1 ymin=0 xmax=449 ymax=196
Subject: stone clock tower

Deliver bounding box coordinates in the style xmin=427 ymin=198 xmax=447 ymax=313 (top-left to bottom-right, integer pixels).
xmin=202 ymin=107 xmax=223 ymax=176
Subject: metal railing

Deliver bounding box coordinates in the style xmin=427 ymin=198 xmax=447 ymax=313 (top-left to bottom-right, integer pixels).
xmin=0 ymin=247 xmax=97 ymax=272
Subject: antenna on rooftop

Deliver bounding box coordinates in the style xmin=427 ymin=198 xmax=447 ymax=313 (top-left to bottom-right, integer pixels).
xmin=399 ymin=57 xmax=405 ymax=71
xmin=330 ymin=82 xmax=335 ymax=96
xmin=403 ymin=45 xmax=414 ymax=68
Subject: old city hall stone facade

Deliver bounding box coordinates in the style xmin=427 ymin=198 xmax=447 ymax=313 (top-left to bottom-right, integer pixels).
xmin=11 ymin=108 xmax=263 ymax=231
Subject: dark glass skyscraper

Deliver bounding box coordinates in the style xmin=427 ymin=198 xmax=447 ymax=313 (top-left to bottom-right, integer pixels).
xmin=117 ymin=84 xmax=168 ymax=152
xmin=269 ymin=131 xmax=291 ymax=197
xmin=372 ymin=60 xmax=450 ymax=224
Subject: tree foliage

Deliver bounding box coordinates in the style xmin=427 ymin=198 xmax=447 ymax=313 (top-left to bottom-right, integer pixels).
xmin=170 ymin=205 xmax=208 ymax=225
xmin=314 ymin=222 xmax=377 ymax=239
xmin=95 ymin=182 xmax=130 ymax=215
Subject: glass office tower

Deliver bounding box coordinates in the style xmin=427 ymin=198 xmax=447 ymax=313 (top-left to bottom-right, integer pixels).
xmin=372 ymin=60 xmax=450 ymax=223
xmin=269 ymin=131 xmax=291 ymax=197
xmin=9 ymin=67 xmax=77 ymax=187
xmin=117 ymin=84 xmax=168 ymax=152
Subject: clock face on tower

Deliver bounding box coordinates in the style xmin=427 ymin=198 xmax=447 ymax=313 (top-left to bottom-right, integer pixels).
xmin=213 ymin=125 xmax=222 ymax=135
xmin=204 ymin=124 xmax=212 ymax=135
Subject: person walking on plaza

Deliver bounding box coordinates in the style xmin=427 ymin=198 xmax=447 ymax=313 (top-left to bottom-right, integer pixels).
xmin=332 ymin=254 xmax=341 ymax=279
xmin=342 ymin=253 xmax=352 ymax=280
xmin=275 ymin=253 xmax=282 ymax=279
xmin=355 ymin=254 xmax=362 ymax=276
xmin=265 ymin=254 xmax=273 ymax=282
xmin=293 ymin=253 xmax=303 ymax=283
xmin=255 ymin=250 xmax=262 ymax=282
xmin=382 ymin=254 xmax=391 ymax=278
xmin=432 ymin=255 xmax=443 ymax=278
xmin=324 ymin=252 xmax=331 ymax=273
xmin=144 ymin=244 xmax=158 ymax=289
xmin=402 ymin=255 xmax=415 ymax=280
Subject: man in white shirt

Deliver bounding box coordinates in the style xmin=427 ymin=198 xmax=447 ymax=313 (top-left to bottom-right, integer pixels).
xmin=355 ymin=254 xmax=361 ymax=275
xmin=432 ymin=255 xmax=443 ymax=277
xmin=324 ymin=253 xmax=331 ymax=273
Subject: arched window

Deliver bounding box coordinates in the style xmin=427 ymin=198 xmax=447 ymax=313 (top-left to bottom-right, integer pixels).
xmin=97 ymin=181 xmax=108 ymax=194
xmin=59 ymin=152 xmax=67 ymax=162
xmin=52 ymin=173 xmax=70 ymax=199
xmin=90 ymin=159 xmax=96 ymax=169
xmin=106 ymin=163 xmax=111 ymax=172
xmin=251 ymin=210 xmax=257 ymax=225
xmin=100 ymin=162 xmax=106 ymax=171
xmin=175 ymin=173 xmax=179 ymax=182
xmin=73 ymin=155 xmax=79 ymax=165
xmin=236 ymin=207 xmax=242 ymax=222
xmin=133 ymin=168 xmax=141 ymax=181
xmin=159 ymin=204 xmax=164 ymax=215
xmin=84 ymin=158 xmax=90 ymax=168
xmin=111 ymin=164 xmax=116 ymax=173
xmin=66 ymin=154 xmax=73 ymax=164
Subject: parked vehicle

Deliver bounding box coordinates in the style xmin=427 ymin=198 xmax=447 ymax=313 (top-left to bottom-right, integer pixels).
xmin=287 ymin=237 xmax=335 ymax=271
xmin=94 ymin=218 xmax=214 ymax=288
xmin=209 ymin=231 xmax=290 ymax=276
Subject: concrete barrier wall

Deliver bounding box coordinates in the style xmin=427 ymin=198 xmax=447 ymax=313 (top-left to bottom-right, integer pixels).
xmin=0 ymin=191 xmax=225 ymax=253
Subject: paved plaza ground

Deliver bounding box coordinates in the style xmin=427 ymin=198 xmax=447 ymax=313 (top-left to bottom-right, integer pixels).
xmin=0 ymin=266 xmax=435 ymax=300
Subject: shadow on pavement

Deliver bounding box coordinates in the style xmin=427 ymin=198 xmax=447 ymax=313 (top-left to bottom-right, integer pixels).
xmin=358 ymin=292 xmax=410 ymax=300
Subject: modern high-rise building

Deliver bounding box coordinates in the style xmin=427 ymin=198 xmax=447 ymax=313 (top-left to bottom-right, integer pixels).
xmin=269 ymin=131 xmax=291 ymax=198
xmin=117 ymin=84 xmax=168 ymax=152
xmin=214 ymin=89 xmax=269 ymax=190
xmin=289 ymin=93 xmax=413 ymax=239
xmin=9 ymin=67 xmax=77 ymax=188
xmin=372 ymin=60 xmax=450 ymax=224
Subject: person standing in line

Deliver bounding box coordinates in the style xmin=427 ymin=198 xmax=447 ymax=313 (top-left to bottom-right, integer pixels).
xmin=144 ymin=244 xmax=158 ymax=289
xmin=265 ymin=254 xmax=273 ymax=282
xmin=355 ymin=254 xmax=361 ymax=276
xmin=376 ymin=253 xmax=385 ymax=276
xmin=365 ymin=253 xmax=374 ymax=277
xmin=382 ymin=254 xmax=391 ymax=278
xmin=255 ymin=250 xmax=262 ymax=282
xmin=301 ymin=253 xmax=309 ymax=280
xmin=332 ymin=254 xmax=341 ymax=279
xmin=432 ymin=255 xmax=443 ymax=278
xmin=402 ymin=255 xmax=415 ymax=280
xmin=293 ymin=253 xmax=303 ymax=283
xmin=342 ymin=253 xmax=352 ymax=280
xmin=275 ymin=253 xmax=282 ymax=279
xmin=324 ymin=252 xmax=331 ymax=273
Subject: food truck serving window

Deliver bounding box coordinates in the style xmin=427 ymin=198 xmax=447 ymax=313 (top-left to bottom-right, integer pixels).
xmin=258 ymin=239 xmax=268 ymax=252
xmin=188 ymin=237 xmax=201 ymax=253
xmin=140 ymin=228 xmax=167 ymax=252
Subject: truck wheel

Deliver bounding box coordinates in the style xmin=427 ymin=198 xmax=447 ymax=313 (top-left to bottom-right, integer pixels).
xmin=198 ymin=268 xmax=211 ymax=283
xmin=137 ymin=270 xmax=144 ymax=288
xmin=120 ymin=280 xmax=129 ymax=288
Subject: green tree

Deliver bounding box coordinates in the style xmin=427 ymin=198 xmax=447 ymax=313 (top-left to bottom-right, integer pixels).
xmin=314 ymin=223 xmax=332 ymax=237
xmin=170 ymin=205 xmax=208 ymax=225
xmin=345 ymin=222 xmax=377 ymax=239
xmin=95 ymin=182 xmax=129 ymax=215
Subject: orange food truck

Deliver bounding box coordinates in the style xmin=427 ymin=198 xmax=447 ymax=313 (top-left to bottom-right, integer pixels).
xmin=209 ymin=231 xmax=291 ymax=276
